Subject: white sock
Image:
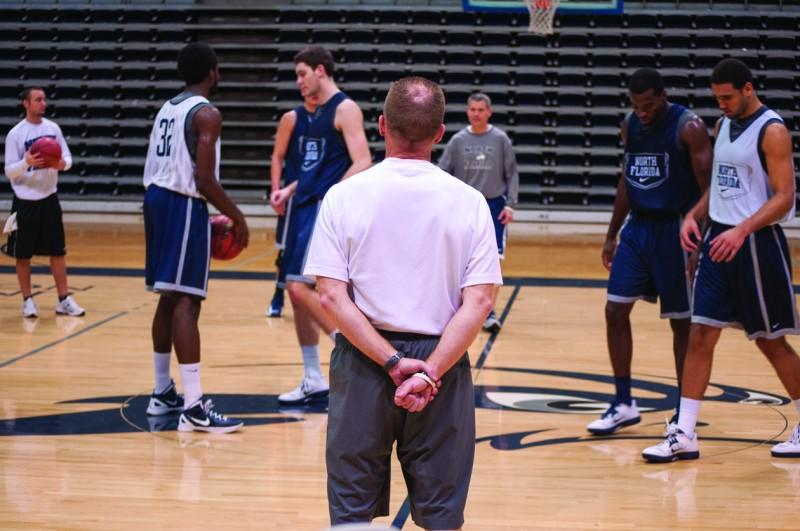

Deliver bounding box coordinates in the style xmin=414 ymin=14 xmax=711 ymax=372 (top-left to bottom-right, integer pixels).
xmin=329 ymin=329 xmax=339 ymax=342
xmin=153 ymin=352 xmax=172 ymax=393
xmin=301 ymin=344 xmax=323 ymax=381
xmin=677 ymin=397 xmax=702 ymax=438
xmin=179 ymin=362 xmax=202 ymax=408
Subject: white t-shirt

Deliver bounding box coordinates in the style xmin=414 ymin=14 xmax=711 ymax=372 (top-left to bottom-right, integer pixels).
xmin=4 ymin=118 xmax=72 ymax=200
xmin=143 ymin=93 xmax=220 ymax=198
xmin=304 ymin=157 xmax=503 ymax=335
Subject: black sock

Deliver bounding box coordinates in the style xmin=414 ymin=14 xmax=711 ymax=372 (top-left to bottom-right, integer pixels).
xmin=613 ymin=376 xmax=632 ymax=405
xmin=59 ymin=294 xmax=68 ymax=302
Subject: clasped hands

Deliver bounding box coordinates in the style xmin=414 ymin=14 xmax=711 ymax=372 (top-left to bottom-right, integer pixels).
xmin=387 ymin=358 xmax=442 ymax=413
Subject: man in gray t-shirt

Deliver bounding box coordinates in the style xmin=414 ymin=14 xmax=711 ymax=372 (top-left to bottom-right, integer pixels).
xmin=439 ymin=92 xmax=519 ymax=332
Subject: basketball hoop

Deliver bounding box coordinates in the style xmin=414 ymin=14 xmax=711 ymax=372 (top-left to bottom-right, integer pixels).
xmin=525 ymin=0 xmax=560 ymax=35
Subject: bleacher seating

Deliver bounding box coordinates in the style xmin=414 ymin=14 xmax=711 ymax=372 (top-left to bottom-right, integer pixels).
xmin=0 ymin=1 xmax=798 ymax=210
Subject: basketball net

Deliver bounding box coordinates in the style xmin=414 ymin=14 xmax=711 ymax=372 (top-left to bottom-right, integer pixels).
xmin=525 ymin=0 xmax=560 ymax=35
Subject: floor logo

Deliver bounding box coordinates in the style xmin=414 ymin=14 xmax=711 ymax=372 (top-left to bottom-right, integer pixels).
xmin=475 ymin=367 xmax=786 ymax=414
xmin=0 ymin=368 xmax=787 ymax=437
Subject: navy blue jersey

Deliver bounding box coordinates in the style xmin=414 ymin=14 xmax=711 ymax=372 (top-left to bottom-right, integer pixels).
xmin=291 ymin=92 xmax=351 ymax=206
xmin=282 ymin=118 xmax=302 ymax=186
xmin=623 ymin=104 xmax=699 ymax=216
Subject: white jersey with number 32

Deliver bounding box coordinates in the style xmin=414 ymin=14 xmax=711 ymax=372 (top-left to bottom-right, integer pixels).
xmin=143 ymin=94 xmax=220 ymax=198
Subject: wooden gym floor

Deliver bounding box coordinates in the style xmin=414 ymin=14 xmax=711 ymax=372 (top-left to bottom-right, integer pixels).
xmin=1 ymin=221 xmax=799 ymax=530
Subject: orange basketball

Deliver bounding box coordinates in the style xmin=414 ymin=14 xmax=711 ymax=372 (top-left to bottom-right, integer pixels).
xmin=210 ymin=214 xmax=243 ymax=260
xmin=30 ymin=137 xmax=62 ymax=168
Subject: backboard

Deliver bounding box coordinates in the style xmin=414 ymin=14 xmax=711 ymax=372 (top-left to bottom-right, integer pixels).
xmin=463 ymin=0 xmax=624 ymax=14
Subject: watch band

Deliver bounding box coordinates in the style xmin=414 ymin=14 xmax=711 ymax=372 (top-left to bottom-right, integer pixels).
xmin=383 ymin=352 xmax=404 ymax=372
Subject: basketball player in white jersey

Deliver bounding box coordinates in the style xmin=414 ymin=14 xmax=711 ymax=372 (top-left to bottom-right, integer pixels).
xmin=643 ymin=58 xmax=800 ymax=462
xmin=142 ymin=43 xmax=249 ymax=433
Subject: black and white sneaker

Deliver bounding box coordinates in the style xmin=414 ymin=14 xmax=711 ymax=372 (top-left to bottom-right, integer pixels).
xmin=277 ymin=377 xmax=329 ymax=405
xmin=55 ymin=295 xmax=85 ymax=317
xmin=642 ymin=424 xmax=699 ymax=463
xmin=587 ymin=400 xmax=641 ymax=435
xmin=483 ymin=310 xmax=502 ymax=332
xmin=771 ymin=423 xmax=800 ymax=458
xmin=178 ymin=398 xmax=243 ymax=434
xmin=146 ymin=380 xmax=184 ymax=416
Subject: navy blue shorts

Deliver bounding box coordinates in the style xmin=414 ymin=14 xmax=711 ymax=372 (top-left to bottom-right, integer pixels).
xmin=274 ymin=197 xmax=293 ymax=288
xmin=275 ymin=215 xmax=287 ymax=249
xmin=283 ymin=199 xmax=321 ymax=285
xmin=486 ymin=195 xmax=507 ymax=258
xmin=607 ymin=214 xmax=691 ymax=318
xmin=692 ymin=221 xmax=800 ymax=339
xmin=144 ymin=185 xmax=210 ymax=299
xmin=274 ymin=250 xmax=287 ymax=289
xmin=274 ymin=196 xmax=293 ymax=250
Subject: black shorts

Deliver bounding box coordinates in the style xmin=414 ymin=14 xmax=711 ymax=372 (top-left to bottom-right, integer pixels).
xmin=326 ymin=331 xmax=475 ymax=530
xmin=6 ymin=193 xmax=66 ymax=259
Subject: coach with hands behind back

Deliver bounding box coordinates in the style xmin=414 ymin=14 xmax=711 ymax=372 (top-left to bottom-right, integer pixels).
xmin=304 ymin=77 xmax=502 ymax=531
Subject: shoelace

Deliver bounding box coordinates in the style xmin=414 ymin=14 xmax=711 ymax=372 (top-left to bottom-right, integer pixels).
xmin=788 ymin=426 xmax=800 ymax=445
xmin=300 ymin=379 xmax=321 ymax=395
xmin=601 ymin=403 xmax=620 ymax=419
xmin=666 ymin=432 xmax=680 ymax=448
xmin=202 ymin=400 xmax=231 ymax=422
xmin=665 ymin=426 xmax=690 ymax=450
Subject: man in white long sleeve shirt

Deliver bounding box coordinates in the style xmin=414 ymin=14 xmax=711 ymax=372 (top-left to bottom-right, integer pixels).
xmin=3 ymin=87 xmax=84 ymax=318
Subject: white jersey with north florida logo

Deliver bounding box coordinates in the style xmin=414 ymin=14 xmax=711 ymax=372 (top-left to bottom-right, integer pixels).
xmin=143 ymin=93 xmax=220 ymax=198
xmin=710 ymin=108 xmax=795 ymax=225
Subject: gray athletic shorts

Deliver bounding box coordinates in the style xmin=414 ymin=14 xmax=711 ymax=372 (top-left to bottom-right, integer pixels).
xmin=326 ymin=331 xmax=475 ymax=530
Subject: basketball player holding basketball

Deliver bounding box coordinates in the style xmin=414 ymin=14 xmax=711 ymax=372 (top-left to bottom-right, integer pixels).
xmin=588 ymin=68 xmax=713 ymax=436
xmin=3 ymin=87 xmax=85 ymax=318
xmin=643 ymin=59 xmax=800 ymax=462
xmin=143 ymin=43 xmax=249 ymax=433
xmin=438 ymin=92 xmax=519 ymax=332
xmin=305 ymin=77 xmax=501 ymax=531
xmin=269 ymin=46 xmax=371 ymax=405
xmin=266 ymin=96 xmax=317 ymax=318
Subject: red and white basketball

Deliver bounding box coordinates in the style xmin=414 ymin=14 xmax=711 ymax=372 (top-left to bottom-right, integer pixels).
xmin=210 ymin=214 xmax=243 ymax=260
xmin=29 ymin=137 xmax=62 ymax=169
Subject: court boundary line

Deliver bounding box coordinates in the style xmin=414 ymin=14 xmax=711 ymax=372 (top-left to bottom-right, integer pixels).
xmin=9 ymin=265 xmax=800 ymax=293
xmin=475 ymin=285 xmax=521 ymax=371
xmin=12 ymin=266 xmax=800 ymax=294
xmin=0 ymin=265 xmax=609 ymax=289
xmin=0 ymin=265 xmax=278 ymax=281
xmin=0 ymin=311 xmax=128 ymax=369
